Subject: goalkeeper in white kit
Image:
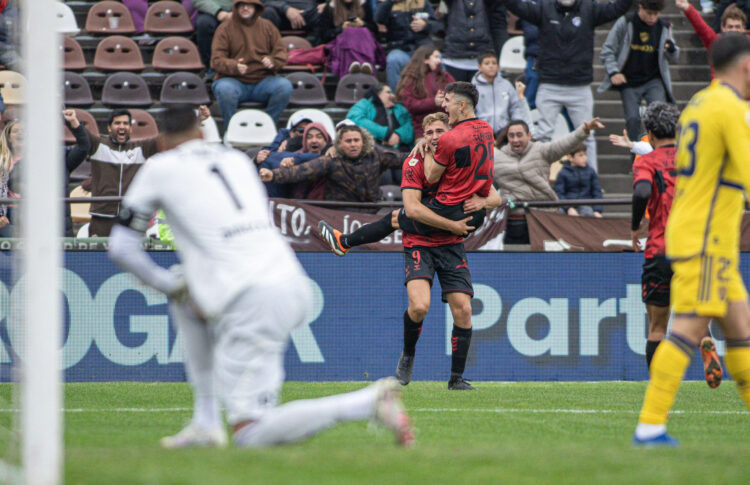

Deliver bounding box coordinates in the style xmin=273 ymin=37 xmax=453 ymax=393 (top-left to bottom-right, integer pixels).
xmin=108 ymin=105 xmax=414 ymax=448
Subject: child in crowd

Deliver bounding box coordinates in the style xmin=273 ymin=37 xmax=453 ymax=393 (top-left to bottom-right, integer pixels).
xmin=554 ymin=145 xmax=603 ymax=217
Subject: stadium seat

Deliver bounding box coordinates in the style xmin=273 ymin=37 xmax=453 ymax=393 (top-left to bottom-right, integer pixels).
xmin=64 ymin=72 xmax=94 ymax=108
xmin=152 ymin=37 xmax=204 ymax=71
xmin=94 ymin=36 xmax=146 ymax=72
xmin=0 ymin=71 xmax=25 ymax=105
xmin=63 ymin=36 xmax=87 ymax=71
xmin=64 ymin=109 xmax=99 ymax=143
xmin=334 ymin=73 xmax=377 ymax=106
xmin=286 ymin=72 xmax=327 ymax=106
xmin=144 ymin=1 xmax=194 ymax=34
xmin=129 ymin=109 xmax=159 ymax=141
xmin=76 ymin=223 xmax=90 ymax=238
xmin=285 ymin=108 xmax=336 ymax=139
xmin=499 ymin=36 xmax=525 ymax=73
xmin=101 ymin=72 xmax=152 ymax=107
xmin=69 ymin=185 xmax=91 ymax=223
xmin=379 ymin=185 xmax=402 ymax=201
xmin=85 ymin=1 xmax=137 ymax=35
xmin=55 ymin=1 xmax=80 ymax=35
xmin=281 ymin=36 xmax=312 ymax=51
xmin=224 ymin=109 xmax=278 ymax=147
xmin=160 ymin=72 xmax=211 ymax=105
xmin=200 ymin=116 xmax=221 ymax=143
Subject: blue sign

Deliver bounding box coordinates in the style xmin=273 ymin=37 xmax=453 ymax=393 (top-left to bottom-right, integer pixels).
xmin=0 ymin=252 xmax=733 ymax=382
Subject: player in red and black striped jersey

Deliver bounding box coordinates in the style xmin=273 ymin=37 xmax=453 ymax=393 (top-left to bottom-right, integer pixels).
xmin=629 ymin=102 xmax=722 ymax=384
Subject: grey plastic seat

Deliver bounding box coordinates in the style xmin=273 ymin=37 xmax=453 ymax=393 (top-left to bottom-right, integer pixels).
xmin=286 ymin=72 xmax=327 ymax=106
xmin=63 ymin=36 xmax=87 ymax=71
xmin=128 ymin=109 xmax=159 ymax=141
xmin=334 ymin=73 xmax=377 ymax=106
xmin=144 ymin=1 xmax=195 ymax=34
xmin=64 ymin=72 xmax=94 ymax=107
xmin=152 ymin=37 xmax=204 ymax=71
xmin=94 ymin=35 xmax=146 ymax=72
xmin=160 ymin=72 xmax=211 ymax=105
xmin=101 ymin=72 xmax=152 ymax=107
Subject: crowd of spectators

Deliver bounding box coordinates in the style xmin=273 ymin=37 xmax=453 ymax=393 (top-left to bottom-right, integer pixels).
xmin=0 ymin=0 xmax=740 ymax=238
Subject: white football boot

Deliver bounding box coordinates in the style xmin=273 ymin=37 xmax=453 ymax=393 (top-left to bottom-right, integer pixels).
xmin=160 ymin=424 xmax=228 ymax=449
xmin=371 ymin=377 xmax=415 ymax=447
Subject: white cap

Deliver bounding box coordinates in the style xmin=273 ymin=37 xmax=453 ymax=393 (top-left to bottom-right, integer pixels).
xmin=335 ymin=119 xmax=356 ymax=130
xmin=289 ymin=112 xmax=313 ymax=128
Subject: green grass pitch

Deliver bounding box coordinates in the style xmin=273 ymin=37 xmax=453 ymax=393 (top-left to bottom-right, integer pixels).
xmin=3 ymin=381 xmax=750 ymax=484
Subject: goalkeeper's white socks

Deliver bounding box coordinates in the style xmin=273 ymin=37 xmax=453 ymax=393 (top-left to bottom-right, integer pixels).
xmin=233 ymin=385 xmax=378 ymax=447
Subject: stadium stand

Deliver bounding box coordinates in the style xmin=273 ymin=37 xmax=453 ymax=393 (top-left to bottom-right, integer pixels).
xmin=152 ymin=37 xmax=204 ymax=71
xmin=55 ymin=1 xmax=81 ymax=35
xmin=143 ymin=1 xmax=194 ymax=35
xmin=334 ymin=73 xmax=378 ymax=106
xmin=64 ymin=72 xmax=95 ymax=107
xmin=101 ymin=72 xmax=152 ymax=107
xmin=85 ymin=1 xmax=137 ymax=35
xmin=0 ymin=70 xmax=24 ymax=105
xmin=63 ymin=36 xmax=88 ymax=71
xmin=224 ymin=109 xmax=278 ymax=147
xmin=93 ymin=35 xmax=146 ymax=71
xmin=286 ymin=72 xmax=328 ymax=106
xmin=128 ymin=108 xmax=159 ymax=140
xmin=159 ymin=71 xmax=211 ymax=105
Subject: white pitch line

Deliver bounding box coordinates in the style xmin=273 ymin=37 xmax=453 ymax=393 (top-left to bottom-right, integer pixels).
xmin=0 ymin=407 xmax=746 ymax=415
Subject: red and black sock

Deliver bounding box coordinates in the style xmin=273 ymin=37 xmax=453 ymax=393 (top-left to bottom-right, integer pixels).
xmin=646 ymin=339 xmax=661 ymax=370
xmin=340 ymin=214 xmax=394 ymax=249
xmin=403 ymin=310 xmax=423 ymax=357
xmin=450 ymin=325 xmax=472 ymax=377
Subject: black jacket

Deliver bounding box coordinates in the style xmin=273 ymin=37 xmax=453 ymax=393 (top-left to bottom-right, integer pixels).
xmin=374 ymin=0 xmax=440 ymax=53
xmin=64 ymin=123 xmax=91 ymax=236
xmin=553 ymin=161 xmax=603 ymax=212
xmin=506 ymin=0 xmax=633 ymax=85
xmin=443 ymin=0 xmax=507 ymax=59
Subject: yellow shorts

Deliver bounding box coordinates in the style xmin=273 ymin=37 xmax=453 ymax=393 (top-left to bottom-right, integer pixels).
xmin=671 ymin=253 xmax=748 ymax=318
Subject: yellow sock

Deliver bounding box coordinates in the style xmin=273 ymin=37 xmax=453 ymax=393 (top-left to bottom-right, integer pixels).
xmin=638 ymin=338 xmax=692 ymax=425
xmin=725 ymin=346 xmax=750 ymax=410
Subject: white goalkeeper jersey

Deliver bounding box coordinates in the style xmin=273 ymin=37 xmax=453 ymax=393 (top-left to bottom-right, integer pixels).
xmin=123 ymin=139 xmax=306 ymax=317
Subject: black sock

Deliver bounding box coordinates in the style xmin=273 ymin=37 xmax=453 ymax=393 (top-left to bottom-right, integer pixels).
xmin=450 ymin=325 xmax=472 ymax=377
xmin=403 ymin=310 xmax=423 ymax=357
xmin=646 ymin=339 xmax=661 ymax=370
xmin=340 ymin=214 xmax=394 ymax=249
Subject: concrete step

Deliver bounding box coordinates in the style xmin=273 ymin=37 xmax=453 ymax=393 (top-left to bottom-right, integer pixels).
xmin=597 ymin=154 xmax=633 ymax=175
xmin=593 ymin=99 xmax=689 ymax=118
xmin=599 ymin=173 xmax=634 ymax=194
xmin=592 ymin=64 xmax=711 ymax=83
xmin=596 ymin=46 xmax=709 ymax=65
xmin=592 ymin=80 xmax=706 ymax=101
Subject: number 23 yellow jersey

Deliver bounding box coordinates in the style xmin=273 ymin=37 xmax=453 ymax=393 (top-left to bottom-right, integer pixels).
xmin=666 ymin=80 xmax=750 ymax=260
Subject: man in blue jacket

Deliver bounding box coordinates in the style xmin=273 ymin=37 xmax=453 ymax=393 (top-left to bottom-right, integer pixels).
xmin=504 ymin=0 xmax=634 ymax=172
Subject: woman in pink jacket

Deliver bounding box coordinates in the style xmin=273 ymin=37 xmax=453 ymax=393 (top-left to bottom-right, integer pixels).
xmin=395 ymin=45 xmax=455 ymax=139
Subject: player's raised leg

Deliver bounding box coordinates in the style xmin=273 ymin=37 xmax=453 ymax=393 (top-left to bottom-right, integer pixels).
xmin=396 ymin=278 xmax=431 ymax=385
xmin=318 ymin=210 xmax=399 ymax=256
xmin=161 ymin=299 xmax=226 ymax=449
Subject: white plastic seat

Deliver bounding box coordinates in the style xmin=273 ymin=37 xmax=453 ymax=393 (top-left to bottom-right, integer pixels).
xmin=285 ymin=108 xmax=336 ymax=140
xmin=55 ymin=2 xmax=80 ymax=35
xmin=499 ymin=36 xmax=525 ymax=73
xmin=76 ymin=223 xmax=90 ymax=238
xmin=223 ymin=109 xmax=278 ymax=147
xmin=200 ymin=116 xmax=221 ymax=143
xmin=0 ymin=71 xmax=25 ymax=105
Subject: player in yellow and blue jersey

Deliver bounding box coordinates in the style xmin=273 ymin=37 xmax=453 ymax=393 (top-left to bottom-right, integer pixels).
xmin=633 ymin=33 xmax=750 ymax=447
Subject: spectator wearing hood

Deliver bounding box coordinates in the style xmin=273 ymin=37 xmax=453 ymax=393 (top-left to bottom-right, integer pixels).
xmin=504 ymin=0 xmax=634 ymax=172
xmin=253 ymin=112 xmax=312 ymax=166
xmin=259 ymin=122 xmax=333 ymax=197
xmin=472 ymin=51 xmax=532 ymax=137
xmin=347 ymin=82 xmax=414 ymax=150
xmin=211 ymin=0 xmax=292 ymax=124
xmin=259 ymin=125 xmax=408 ymax=203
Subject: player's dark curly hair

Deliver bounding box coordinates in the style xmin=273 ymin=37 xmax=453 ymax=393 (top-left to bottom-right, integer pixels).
xmin=445 ymin=82 xmax=479 ymax=110
xmin=642 ymin=101 xmax=680 ymax=140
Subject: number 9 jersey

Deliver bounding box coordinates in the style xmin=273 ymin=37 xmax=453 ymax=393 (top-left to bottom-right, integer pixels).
xmin=433 ymin=118 xmax=495 ymax=206
xmin=666 ymin=80 xmax=750 ymax=261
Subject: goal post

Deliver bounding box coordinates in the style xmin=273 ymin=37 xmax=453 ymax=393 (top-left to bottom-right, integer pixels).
xmin=20 ymin=0 xmax=64 ymax=483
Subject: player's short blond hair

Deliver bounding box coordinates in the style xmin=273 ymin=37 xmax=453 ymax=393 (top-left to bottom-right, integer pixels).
xmin=422 ymin=112 xmax=449 ymax=131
